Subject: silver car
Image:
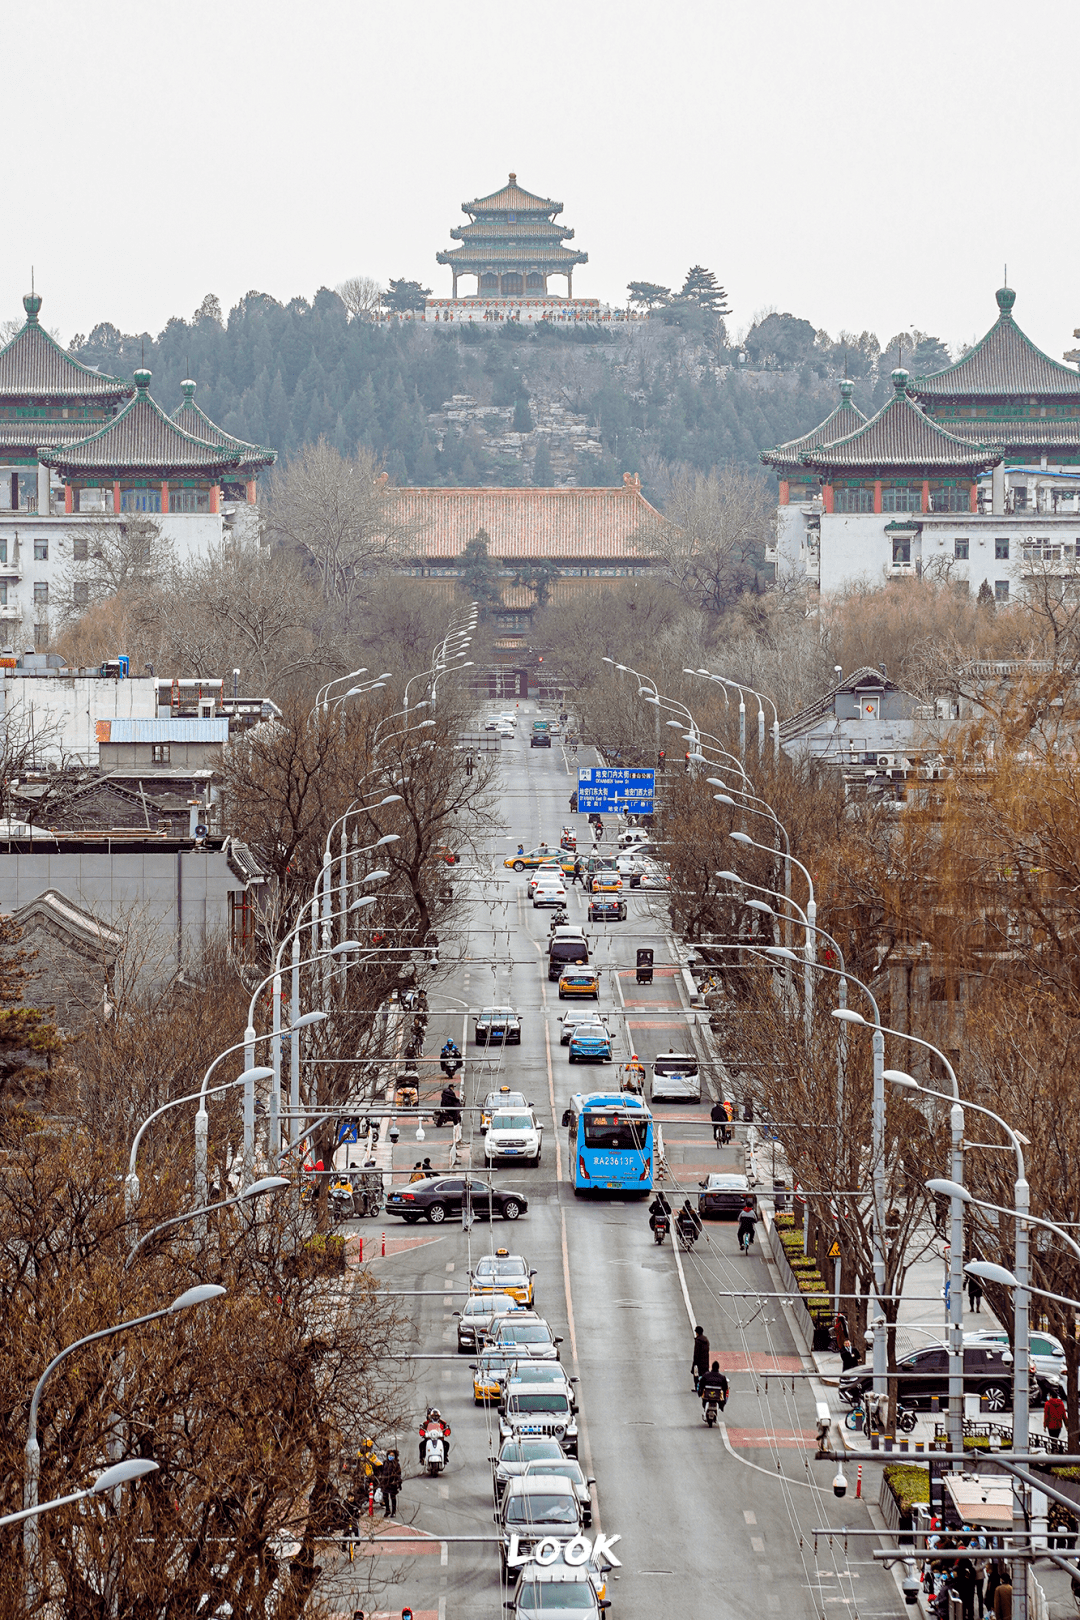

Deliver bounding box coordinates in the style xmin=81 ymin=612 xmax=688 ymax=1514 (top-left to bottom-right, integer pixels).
xmin=522 ymin=1458 xmax=594 ymax=1526
xmin=511 ymin=1567 xmax=610 ymax=1620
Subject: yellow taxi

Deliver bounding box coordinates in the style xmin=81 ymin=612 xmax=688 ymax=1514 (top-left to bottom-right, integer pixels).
xmin=588 ymin=870 xmax=623 ymax=894
xmin=558 ymin=967 xmax=601 ymax=1001
xmin=471 ymin=1249 xmax=536 ymax=1306
xmin=504 ymin=846 xmax=576 ymax=876
xmin=471 ymin=1347 xmax=522 ymax=1405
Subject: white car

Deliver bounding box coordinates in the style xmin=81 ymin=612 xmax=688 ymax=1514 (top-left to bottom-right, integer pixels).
xmin=559 ymin=1008 xmax=610 ymax=1045
xmin=965 ymin=1327 xmax=1066 ymax=1388
xmin=485 ymin=1107 xmax=543 ymax=1166
xmin=617 ymin=828 xmax=652 ymax=847
xmin=484 ymin=716 xmax=500 ymax=731
xmin=497 ymin=723 xmax=516 ymax=738
xmin=533 ymin=877 xmax=566 ymax=908
xmin=500 ymin=713 xmax=518 ymax=727
xmin=528 ymin=862 xmax=565 ymax=898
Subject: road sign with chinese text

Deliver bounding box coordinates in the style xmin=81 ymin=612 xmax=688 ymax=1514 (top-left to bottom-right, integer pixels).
xmin=576 ymin=767 xmax=655 ymax=813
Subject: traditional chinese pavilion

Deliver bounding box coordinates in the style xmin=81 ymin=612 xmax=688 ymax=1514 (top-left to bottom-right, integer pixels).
xmin=762 ymin=287 xmax=1080 ymax=598
xmin=0 ymin=291 xmax=277 ymax=648
xmin=435 ymin=173 xmax=588 ymax=301
xmin=761 ymin=379 xmax=866 ymax=506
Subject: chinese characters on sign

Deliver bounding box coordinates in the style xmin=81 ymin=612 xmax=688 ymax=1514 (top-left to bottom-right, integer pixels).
xmin=576 ymin=768 xmax=655 ymax=813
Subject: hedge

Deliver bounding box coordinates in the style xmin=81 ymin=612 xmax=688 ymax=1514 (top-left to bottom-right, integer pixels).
xmin=883 ymin=1463 xmax=930 ymax=1511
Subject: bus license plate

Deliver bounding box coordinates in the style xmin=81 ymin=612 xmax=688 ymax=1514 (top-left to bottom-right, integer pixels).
xmin=606 ymin=1181 xmax=621 ymax=1189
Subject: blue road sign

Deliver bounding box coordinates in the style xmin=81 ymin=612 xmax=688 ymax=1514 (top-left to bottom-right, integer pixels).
xmin=576 ymin=767 xmax=655 ymax=813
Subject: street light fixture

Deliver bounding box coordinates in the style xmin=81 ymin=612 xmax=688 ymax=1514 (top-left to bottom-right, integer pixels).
xmin=0 ymin=1458 xmax=159 ymax=1530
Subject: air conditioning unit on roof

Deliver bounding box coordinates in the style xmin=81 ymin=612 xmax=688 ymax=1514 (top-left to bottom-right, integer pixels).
xmin=876 ymin=754 xmax=895 ymax=768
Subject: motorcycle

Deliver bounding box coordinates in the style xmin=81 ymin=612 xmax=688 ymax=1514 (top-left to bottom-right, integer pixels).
xmin=652 ymin=1213 xmax=669 ymax=1246
xmin=677 ymin=1217 xmax=699 ymax=1251
xmin=702 ymin=1394 xmax=720 ymax=1427
xmin=548 ymin=908 xmax=569 ymax=934
xmin=329 ymin=1178 xmax=354 ymax=1223
xmin=423 ymin=1425 xmax=447 ymax=1476
xmin=433 ymin=1087 xmax=462 ymax=1129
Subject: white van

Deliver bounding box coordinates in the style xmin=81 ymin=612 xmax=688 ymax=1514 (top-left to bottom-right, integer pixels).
xmin=651 ymin=1050 xmax=701 ymax=1103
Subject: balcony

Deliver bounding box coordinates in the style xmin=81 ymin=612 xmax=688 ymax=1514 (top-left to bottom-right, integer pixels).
xmin=889 ymin=560 xmax=917 ymax=576
xmin=0 ymin=604 xmax=22 ymax=620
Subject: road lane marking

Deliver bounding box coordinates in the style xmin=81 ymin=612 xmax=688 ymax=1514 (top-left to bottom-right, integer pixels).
xmin=560 ymin=1204 xmax=600 ymax=1534
xmin=744 ymin=1510 xmax=757 ymax=1524
xmin=718 ymin=1422 xmax=815 ymax=1488
xmin=751 ymin=1536 xmax=765 ymax=1551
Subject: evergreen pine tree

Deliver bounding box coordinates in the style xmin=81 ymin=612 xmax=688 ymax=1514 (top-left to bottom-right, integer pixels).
xmin=532 ymin=438 xmax=555 ymax=486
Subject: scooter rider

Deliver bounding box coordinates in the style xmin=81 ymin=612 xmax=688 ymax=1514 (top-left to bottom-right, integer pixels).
xmin=737 ymin=1199 xmax=758 ymax=1249
xmin=435 ymin=1084 xmax=462 ymax=1126
xmin=419 ymin=1407 xmax=451 ymax=1465
xmin=648 ymin=1190 xmax=671 ymax=1233
xmin=677 ymin=1199 xmax=702 ymax=1247
xmin=699 ymin=1360 xmax=730 ymax=1412
xmin=710 ymin=1098 xmax=731 ymax=1146
xmin=440 ymin=1039 xmax=462 ymax=1078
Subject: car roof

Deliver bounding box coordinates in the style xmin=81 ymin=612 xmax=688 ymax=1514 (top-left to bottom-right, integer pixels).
xmin=704 ymin=1173 xmax=750 ymax=1188
xmin=483 ymin=1090 xmax=527 ymax=1105
xmin=490 ymin=1108 xmax=535 ymax=1123
xmin=506 ymin=1475 xmax=576 ymax=1497
xmin=476 ymin=1253 xmax=528 ymax=1269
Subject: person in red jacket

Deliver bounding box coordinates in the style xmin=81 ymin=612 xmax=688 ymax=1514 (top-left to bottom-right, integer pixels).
xmin=1044 ymin=1390 xmax=1068 ymax=1439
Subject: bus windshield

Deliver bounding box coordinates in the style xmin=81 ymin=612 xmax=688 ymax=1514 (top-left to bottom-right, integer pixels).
xmin=583 ymin=1112 xmax=649 ymax=1151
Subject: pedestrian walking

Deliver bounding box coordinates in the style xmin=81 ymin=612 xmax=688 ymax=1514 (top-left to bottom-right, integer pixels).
xmin=1044 ymin=1390 xmax=1067 ymax=1439
xmin=839 ymin=1338 xmax=862 ymax=1371
xmin=573 ymin=857 xmax=583 ymax=888
xmin=966 ymin=1273 xmax=983 ymax=1314
xmin=952 ymin=1551 xmax=978 ymax=1620
xmin=409 ymin=1162 xmax=425 ymax=1183
xmin=691 ymin=1324 xmax=710 ymax=1392
xmin=380 ymin=1449 xmax=402 ymax=1518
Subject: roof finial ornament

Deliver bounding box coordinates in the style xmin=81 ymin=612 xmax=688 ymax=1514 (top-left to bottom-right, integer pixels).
xmin=133 ymin=366 xmax=152 ymax=392
xmin=996 ymin=282 xmax=1016 ymax=314
xmin=891 ymin=366 xmax=910 ymax=393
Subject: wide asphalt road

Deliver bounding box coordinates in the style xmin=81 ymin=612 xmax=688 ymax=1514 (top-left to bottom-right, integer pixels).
xmin=336 ymin=713 xmax=903 ymax=1620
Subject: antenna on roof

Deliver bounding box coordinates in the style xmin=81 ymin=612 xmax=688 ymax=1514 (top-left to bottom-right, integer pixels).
xmin=30 ymin=266 xmax=34 ymax=296
xmin=1004 ymin=264 xmax=1008 ymax=288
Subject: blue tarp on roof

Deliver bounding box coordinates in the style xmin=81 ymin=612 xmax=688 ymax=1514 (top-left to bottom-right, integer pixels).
xmin=103 ymin=718 xmax=229 ymax=743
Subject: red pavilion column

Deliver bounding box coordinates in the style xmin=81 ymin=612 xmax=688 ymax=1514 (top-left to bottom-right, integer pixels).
xmin=209 ymin=485 xmax=220 ymax=514
xmin=822 ymin=484 xmax=834 ymax=514
xmin=246 ymin=480 xmax=257 ymax=505
xmin=873 ymin=480 xmax=882 ymax=514
xmin=64 ymin=485 xmax=73 ymax=515
xmin=921 ymin=480 xmax=930 ymax=514
xmin=969 ymin=482 xmax=978 ymax=512
xmin=160 ymin=482 xmax=170 ymax=514
xmin=112 ymin=482 xmax=121 ymax=515
xmin=778 ymin=480 xmax=789 ymax=506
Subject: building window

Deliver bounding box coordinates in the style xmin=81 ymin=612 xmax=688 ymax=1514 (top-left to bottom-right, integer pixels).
xmin=0 ymin=541 xmax=7 ymax=565
xmin=882 ymin=488 xmax=921 ymax=512
xmin=120 ymin=488 xmax=162 ymax=513
xmin=73 ymin=537 xmax=88 ymax=561
xmin=930 ymin=488 xmax=970 ymax=513
xmin=33 ymin=624 xmax=47 ymax=645
xmin=152 ymin=743 xmax=171 ymax=764
xmin=73 ymin=581 xmax=90 ymax=607
xmin=995 ymin=580 xmax=1010 ymax=602
xmin=33 ymin=539 xmax=47 ymax=561
xmin=892 ymin=538 xmax=911 ymax=565
xmin=231 ymin=889 xmax=255 ymax=954
xmin=0 ymin=585 xmax=7 ymax=605
xmin=169 ymin=488 xmax=210 ymax=513
xmin=995 ymin=537 xmax=1010 ymax=560
xmin=954 ymin=539 xmax=969 ymax=559
xmin=835 ymin=488 xmax=873 ymax=513
xmin=33 ymin=582 xmax=48 ymax=605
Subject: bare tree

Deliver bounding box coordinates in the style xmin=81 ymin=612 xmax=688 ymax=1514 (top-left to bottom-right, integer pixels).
xmin=264 ymin=440 xmax=411 ymax=615
xmin=53 ymin=511 xmax=174 ymax=625
xmin=335 ymin=275 xmax=384 ymax=319
xmin=633 ymin=463 xmax=774 ymax=615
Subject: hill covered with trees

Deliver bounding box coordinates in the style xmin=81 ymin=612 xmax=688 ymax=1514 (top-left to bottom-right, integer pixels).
xmin=66 ymin=285 xmax=955 ymax=500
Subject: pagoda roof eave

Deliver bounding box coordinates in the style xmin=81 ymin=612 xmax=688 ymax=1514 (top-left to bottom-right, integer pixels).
xmin=914 ymin=289 xmax=1080 ymax=399
xmin=40 ymin=376 xmax=243 ymax=478
xmin=760 ymin=387 xmax=867 ymax=472
xmin=800 ymin=379 xmax=997 ymax=475
xmin=437 ymin=246 xmax=588 ymax=268
xmin=172 ymin=391 xmax=276 ymax=470
xmin=463 ymin=176 xmax=562 ymax=214
xmin=0 ymin=299 xmax=132 ymax=404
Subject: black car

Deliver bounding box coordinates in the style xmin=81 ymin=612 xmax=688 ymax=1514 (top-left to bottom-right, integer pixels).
xmin=530 ymin=732 xmax=552 ymax=748
xmin=587 ymin=897 xmax=627 ymax=922
xmin=385 ymin=1175 xmax=528 ymax=1225
xmin=840 ymin=1343 xmax=1038 ymax=1412
xmin=475 ymin=1007 xmax=522 ymax=1045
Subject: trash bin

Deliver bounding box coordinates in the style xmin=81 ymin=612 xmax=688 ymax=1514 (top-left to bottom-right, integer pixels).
xmin=636 ymin=947 xmax=654 ymax=984
xmin=773 ymin=1180 xmax=788 ymax=1213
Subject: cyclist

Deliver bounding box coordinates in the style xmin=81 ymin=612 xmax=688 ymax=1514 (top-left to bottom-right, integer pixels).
xmin=737 ymin=1199 xmax=758 ymax=1253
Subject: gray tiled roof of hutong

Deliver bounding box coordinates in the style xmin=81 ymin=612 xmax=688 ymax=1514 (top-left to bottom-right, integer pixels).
xmin=40 ymin=369 xmax=243 ymax=477
xmin=800 ymin=370 xmax=997 ymax=473
xmin=0 ymin=294 xmax=131 ymax=402
xmin=760 ymin=380 xmax=867 ymax=472
xmin=171 ymin=380 xmax=276 ymax=470
xmin=914 ymin=288 xmax=1080 ymax=398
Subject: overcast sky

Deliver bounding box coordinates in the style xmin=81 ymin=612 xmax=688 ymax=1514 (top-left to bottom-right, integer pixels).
xmin=11 ymin=0 xmax=1078 ymax=363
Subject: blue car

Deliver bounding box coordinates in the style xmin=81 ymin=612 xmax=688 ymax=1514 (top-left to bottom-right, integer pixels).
xmin=568 ymin=1022 xmax=613 ymax=1063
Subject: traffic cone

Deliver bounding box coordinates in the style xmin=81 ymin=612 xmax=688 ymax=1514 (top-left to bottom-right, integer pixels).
xmin=382 ymin=1230 xmax=386 ymax=1256
xmin=855 ymin=1462 xmax=862 ymax=1499
xmin=368 ymin=1483 xmax=375 ymax=1517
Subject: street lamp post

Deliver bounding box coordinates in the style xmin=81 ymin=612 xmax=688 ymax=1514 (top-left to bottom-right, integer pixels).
xmin=731 ymin=829 xmax=816 ymax=1040
xmin=23 ymin=1285 xmax=225 ymax=1600
xmin=836 ymin=1015 xmax=966 ymax=1454
xmin=123 ymin=1178 xmax=289 ymax=1269
xmin=1 ymin=1458 xmax=158 ymax=1530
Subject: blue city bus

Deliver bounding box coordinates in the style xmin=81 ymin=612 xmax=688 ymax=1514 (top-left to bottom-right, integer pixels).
xmin=562 ymin=1092 xmax=654 ymax=1195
